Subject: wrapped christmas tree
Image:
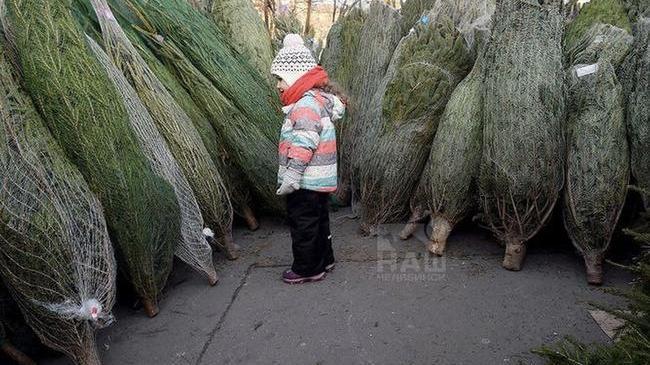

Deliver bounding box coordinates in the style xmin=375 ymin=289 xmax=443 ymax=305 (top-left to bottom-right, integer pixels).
xmin=0 ymin=42 xmax=116 ymax=364
xmin=7 ymin=0 xmax=179 ymax=316
xmin=400 ymin=55 xmax=485 ymax=255
xmin=621 ymin=18 xmax=649 ymax=204
xmin=358 ymin=13 xmax=473 ymax=233
xmin=478 ymin=0 xmax=565 ymax=271
xmin=89 ymin=0 xmax=237 ymax=261
xmin=359 ymin=0 xmax=493 ymax=234
xmin=562 ymin=22 xmax=632 ymax=285
xmin=124 ymin=0 xmax=284 ymax=212
xmin=320 ymin=7 xmax=367 ymax=205
xmin=344 ymin=0 xmax=402 ymax=213
xmin=208 ymin=0 xmax=274 ymax=81
xmin=87 ymin=35 xmax=221 ymax=284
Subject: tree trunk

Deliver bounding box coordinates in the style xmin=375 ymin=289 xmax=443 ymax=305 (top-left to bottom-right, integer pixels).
xmin=1 ymin=343 xmax=36 ymax=365
xmin=77 ymin=332 xmax=102 ymax=365
xmin=427 ymin=216 xmax=453 ymax=257
xmin=305 ymin=0 xmax=313 ymax=36
xmin=333 ymin=0 xmax=338 ymax=23
xmin=142 ymin=298 xmax=160 ymax=318
xmin=502 ymin=238 xmax=527 ymax=271
xmin=583 ymin=251 xmax=604 ymax=286
xmin=241 ymin=204 xmax=260 ymax=231
xmin=399 ymin=206 xmax=427 ymax=240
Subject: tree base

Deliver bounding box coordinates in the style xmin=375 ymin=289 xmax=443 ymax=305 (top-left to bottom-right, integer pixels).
xmin=142 ymin=298 xmax=159 ymax=318
xmin=78 ymin=333 xmax=102 ymax=365
xmin=399 ymin=222 xmax=418 ymax=240
xmin=399 ymin=207 xmax=427 ymax=240
xmin=207 ymin=270 xmax=219 ymax=286
xmin=335 ymin=176 xmax=352 ymax=206
xmin=334 ymin=186 xmax=351 ymax=207
xmin=502 ymin=241 xmax=526 ymax=271
xmin=358 ymin=222 xmax=373 ymax=236
xmin=1 ymin=343 xmax=36 ymax=365
xmin=583 ymin=252 xmax=604 ymax=286
xmin=241 ymin=205 xmax=259 ymax=231
xmin=426 ymin=217 xmax=453 ymax=256
xmin=207 ymin=232 xmax=239 ymax=260
xmin=221 ymin=233 xmax=239 ymax=260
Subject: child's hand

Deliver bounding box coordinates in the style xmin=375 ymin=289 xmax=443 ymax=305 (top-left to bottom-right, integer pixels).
xmin=276 ymin=168 xmax=302 ymax=195
xmin=276 ymin=181 xmax=299 ymax=195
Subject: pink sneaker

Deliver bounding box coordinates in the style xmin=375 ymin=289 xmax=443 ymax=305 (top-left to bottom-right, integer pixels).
xmin=282 ymin=269 xmax=326 ymax=284
xmin=325 ymin=263 xmax=335 ymax=272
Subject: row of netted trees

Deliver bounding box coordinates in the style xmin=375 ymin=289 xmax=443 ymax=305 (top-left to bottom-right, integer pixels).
xmin=0 ymin=0 xmax=282 ymax=364
xmin=322 ymin=0 xmax=649 ymax=286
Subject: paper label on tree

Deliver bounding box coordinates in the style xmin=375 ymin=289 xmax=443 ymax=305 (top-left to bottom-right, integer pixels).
xmin=575 ymin=63 xmax=598 ymax=78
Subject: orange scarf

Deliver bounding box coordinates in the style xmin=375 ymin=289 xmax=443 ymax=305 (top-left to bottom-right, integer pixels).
xmin=280 ymin=66 xmax=329 ymax=106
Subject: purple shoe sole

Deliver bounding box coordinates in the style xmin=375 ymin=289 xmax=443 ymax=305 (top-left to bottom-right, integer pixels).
xmin=282 ymin=271 xmax=326 ymax=284
xmin=325 ymin=263 xmax=335 ymax=272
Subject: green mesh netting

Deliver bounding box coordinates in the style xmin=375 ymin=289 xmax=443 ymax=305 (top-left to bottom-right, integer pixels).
xmin=319 ymin=7 xmax=367 ymax=205
xmin=123 ymin=0 xmax=282 ymax=141
xmin=0 ymin=41 xmax=116 ymax=364
xmin=399 ymin=0 xmax=437 ymax=35
xmin=623 ymin=0 xmax=650 ymax=21
xmin=478 ymin=0 xmax=565 ymax=271
xmin=358 ymin=14 xmax=473 ymax=233
xmin=423 ymin=0 xmax=496 ymax=56
xmin=320 ymin=7 xmax=367 ymax=93
xmin=73 ymin=0 xmax=258 ymax=229
xmin=320 ymin=22 xmax=343 ymax=78
xmin=563 ymin=56 xmax=630 ymax=285
xmin=344 ymin=0 xmax=402 ymax=214
xmin=564 ymin=0 xmax=631 ymax=53
xmin=621 ymin=18 xmax=649 ymax=202
xmin=7 ymin=0 xmax=179 ymax=316
xmin=138 ymin=28 xmax=283 ymax=213
xmin=565 ymin=22 xmax=634 ymax=66
xmin=88 ymin=0 xmax=237 ymax=262
xmin=401 ymin=54 xmax=485 ymax=254
xmin=357 ymin=0 xmax=495 ymax=233
xmin=207 ymin=0 xmax=274 ymax=82
xmin=123 ymin=0 xmax=284 ymax=212
xmin=72 ymin=0 xmax=258 ymax=228
xmin=133 ymin=35 xmax=259 ymax=229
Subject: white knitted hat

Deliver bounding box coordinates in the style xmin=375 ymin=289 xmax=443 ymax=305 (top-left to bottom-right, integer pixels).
xmin=271 ymin=34 xmax=317 ymax=87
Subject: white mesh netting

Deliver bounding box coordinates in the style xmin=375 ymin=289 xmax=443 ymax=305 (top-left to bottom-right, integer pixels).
xmin=87 ymin=35 xmax=219 ymax=285
xmin=0 ymin=42 xmax=116 ymax=365
xmin=90 ymin=0 xmax=237 ymax=261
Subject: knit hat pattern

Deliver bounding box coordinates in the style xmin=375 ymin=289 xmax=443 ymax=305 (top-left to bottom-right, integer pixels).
xmin=271 ymin=34 xmax=318 ymax=87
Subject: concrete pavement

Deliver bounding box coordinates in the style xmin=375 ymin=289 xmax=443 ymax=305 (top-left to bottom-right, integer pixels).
xmin=40 ymin=208 xmax=632 ymax=365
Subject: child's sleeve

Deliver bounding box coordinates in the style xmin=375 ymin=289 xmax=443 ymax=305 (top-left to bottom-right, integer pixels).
xmin=286 ymin=97 xmax=322 ymax=174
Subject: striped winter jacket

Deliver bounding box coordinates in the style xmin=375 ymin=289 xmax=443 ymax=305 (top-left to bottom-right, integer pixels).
xmin=278 ymin=89 xmax=345 ymax=192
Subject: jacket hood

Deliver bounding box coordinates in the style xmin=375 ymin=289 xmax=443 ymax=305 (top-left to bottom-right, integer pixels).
xmin=282 ymin=90 xmax=346 ymax=122
xmin=319 ymin=91 xmax=346 ymax=122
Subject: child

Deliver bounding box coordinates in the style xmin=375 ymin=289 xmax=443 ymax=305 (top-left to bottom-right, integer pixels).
xmin=271 ymin=34 xmax=346 ymax=284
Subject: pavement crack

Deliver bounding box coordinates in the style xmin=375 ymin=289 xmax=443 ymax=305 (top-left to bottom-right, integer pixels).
xmin=195 ymin=263 xmax=255 ymax=365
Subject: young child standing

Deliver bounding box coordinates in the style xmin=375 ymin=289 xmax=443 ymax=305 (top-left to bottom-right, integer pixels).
xmin=271 ymin=34 xmax=346 ymax=284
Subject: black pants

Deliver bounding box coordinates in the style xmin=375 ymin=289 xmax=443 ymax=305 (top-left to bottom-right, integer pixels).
xmin=287 ymin=189 xmax=334 ymax=276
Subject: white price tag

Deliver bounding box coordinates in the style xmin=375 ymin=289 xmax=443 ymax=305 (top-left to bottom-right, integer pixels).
xmin=575 ymin=63 xmax=598 ymax=78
